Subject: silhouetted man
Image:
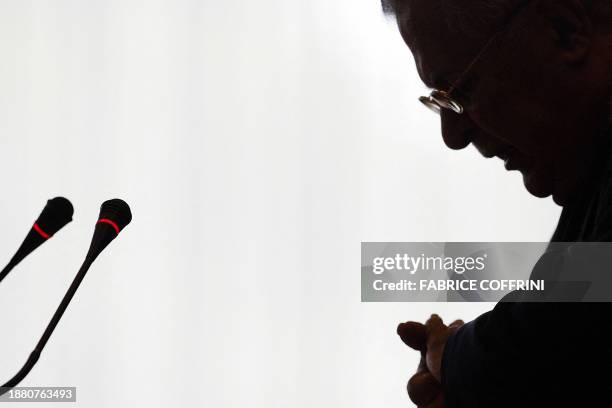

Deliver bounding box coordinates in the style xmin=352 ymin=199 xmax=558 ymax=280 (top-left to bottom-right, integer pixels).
xmin=383 ymin=0 xmax=612 ymax=406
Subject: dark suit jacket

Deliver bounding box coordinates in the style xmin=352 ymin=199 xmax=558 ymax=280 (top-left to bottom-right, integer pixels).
xmin=441 ymin=145 xmax=612 ymax=407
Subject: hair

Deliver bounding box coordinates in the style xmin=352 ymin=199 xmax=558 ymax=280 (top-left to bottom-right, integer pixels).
xmin=381 ymin=0 xmax=398 ymax=15
xmin=382 ymin=0 xmax=612 ymax=38
xmin=381 ymin=0 xmax=524 ymax=38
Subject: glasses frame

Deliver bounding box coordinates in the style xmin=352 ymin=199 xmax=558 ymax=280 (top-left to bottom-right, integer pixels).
xmin=419 ymin=0 xmax=534 ymax=115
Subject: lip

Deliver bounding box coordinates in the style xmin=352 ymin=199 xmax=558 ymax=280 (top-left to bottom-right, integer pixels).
xmin=491 ymin=147 xmax=516 ymax=169
xmin=492 ymin=147 xmax=524 ymax=171
xmin=493 ymin=146 xmax=512 ymax=160
xmin=504 ymin=155 xmax=520 ymax=171
xmin=489 ymin=147 xmax=532 ymax=172
xmin=504 ymin=151 xmax=533 ymax=172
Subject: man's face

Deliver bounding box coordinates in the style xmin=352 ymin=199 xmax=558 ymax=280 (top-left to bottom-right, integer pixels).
xmin=395 ymin=0 xmax=608 ymax=206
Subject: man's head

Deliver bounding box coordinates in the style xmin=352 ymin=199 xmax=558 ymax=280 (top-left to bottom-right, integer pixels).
xmin=384 ymin=0 xmax=612 ymax=205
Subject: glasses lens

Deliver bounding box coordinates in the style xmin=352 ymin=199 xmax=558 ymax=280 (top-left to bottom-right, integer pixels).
xmin=430 ymin=90 xmax=463 ymax=114
xmin=419 ymin=96 xmax=441 ymax=114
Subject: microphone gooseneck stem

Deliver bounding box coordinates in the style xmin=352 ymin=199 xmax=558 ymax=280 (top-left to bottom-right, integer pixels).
xmin=0 ymin=263 xmax=16 ymax=284
xmin=34 ymin=257 xmax=94 ymax=353
xmin=0 ymin=228 xmax=49 ymax=285
xmin=0 ymin=256 xmax=95 ymax=396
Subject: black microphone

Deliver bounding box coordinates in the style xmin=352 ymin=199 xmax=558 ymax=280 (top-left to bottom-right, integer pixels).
xmin=0 ymin=197 xmax=74 ymax=283
xmin=0 ymin=199 xmax=132 ymax=395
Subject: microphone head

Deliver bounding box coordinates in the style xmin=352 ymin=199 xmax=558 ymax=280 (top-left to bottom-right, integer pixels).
xmin=86 ymin=199 xmax=132 ymax=261
xmin=2 ymin=197 xmax=74 ymax=277
xmin=35 ymin=197 xmax=74 ymax=238
xmin=98 ymin=199 xmax=132 ymax=233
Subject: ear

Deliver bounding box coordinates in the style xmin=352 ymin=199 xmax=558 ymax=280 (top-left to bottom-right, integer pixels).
xmin=536 ymin=0 xmax=593 ymax=64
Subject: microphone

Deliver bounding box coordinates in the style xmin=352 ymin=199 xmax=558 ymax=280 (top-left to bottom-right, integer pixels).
xmin=0 ymin=197 xmax=74 ymax=283
xmin=0 ymin=199 xmax=132 ymax=395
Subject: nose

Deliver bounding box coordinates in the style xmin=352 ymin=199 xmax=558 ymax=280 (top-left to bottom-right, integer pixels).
xmin=440 ymin=110 xmax=472 ymax=150
xmin=440 ymin=110 xmax=509 ymax=158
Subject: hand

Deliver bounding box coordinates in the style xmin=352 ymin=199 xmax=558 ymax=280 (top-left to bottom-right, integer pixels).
xmin=397 ymin=314 xmax=464 ymax=407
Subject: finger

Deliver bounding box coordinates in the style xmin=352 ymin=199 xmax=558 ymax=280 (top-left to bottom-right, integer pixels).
xmin=425 ymin=314 xmax=444 ymax=329
xmin=448 ymin=319 xmax=464 ymax=332
xmin=407 ymin=371 xmax=442 ymax=406
xmin=424 ymin=315 xmax=449 ymax=381
xmin=397 ymin=321 xmax=427 ymax=351
xmin=421 ymin=392 xmax=444 ymax=408
xmin=425 ymin=314 xmax=446 ymax=341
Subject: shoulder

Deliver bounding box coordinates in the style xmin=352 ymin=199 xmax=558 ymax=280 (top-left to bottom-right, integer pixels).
xmin=590 ymin=151 xmax=612 ymax=241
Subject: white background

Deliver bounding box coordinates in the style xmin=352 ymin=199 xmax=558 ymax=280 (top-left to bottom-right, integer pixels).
xmin=0 ymin=1 xmax=560 ymax=407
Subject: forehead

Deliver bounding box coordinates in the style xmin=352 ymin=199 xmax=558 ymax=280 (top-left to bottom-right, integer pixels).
xmin=395 ymin=0 xmax=485 ymax=86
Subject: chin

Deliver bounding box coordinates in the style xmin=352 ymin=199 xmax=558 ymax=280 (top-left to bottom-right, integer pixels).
xmin=518 ymin=156 xmax=592 ymax=206
xmin=522 ymin=169 xmax=576 ymax=206
xmin=551 ymin=190 xmax=568 ymax=206
xmin=522 ymin=168 xmax=554 ymax=201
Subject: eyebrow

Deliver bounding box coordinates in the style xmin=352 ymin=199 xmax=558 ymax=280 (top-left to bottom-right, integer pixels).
xmin=415 ymin=60 xmax=448 ymax=89
xmin=427 ymin=74 xmax=448 ymax=89
xmin=426 ymin=71 xmax=461 ymax=90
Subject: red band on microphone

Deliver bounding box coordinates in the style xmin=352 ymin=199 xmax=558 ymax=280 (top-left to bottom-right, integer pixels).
xmin=97 ymin=218 xmax=120 ymax=234
xmin=33 ymin=223 xmax=51 ymax=239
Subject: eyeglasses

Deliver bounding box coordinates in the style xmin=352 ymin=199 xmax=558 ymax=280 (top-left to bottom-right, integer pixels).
xmin=419 ymin=0 xmax=533 ymax=115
